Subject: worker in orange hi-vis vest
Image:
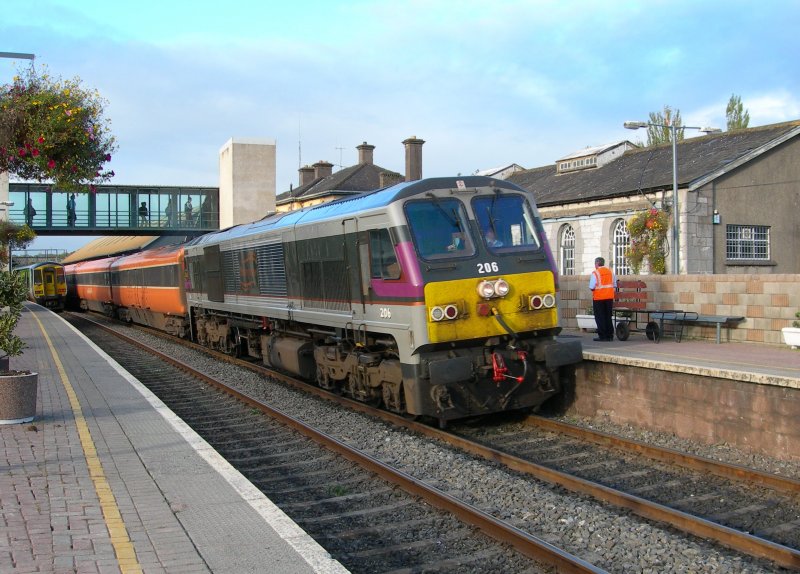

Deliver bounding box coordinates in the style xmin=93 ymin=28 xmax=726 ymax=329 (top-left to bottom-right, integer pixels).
xmin=589 ymin=256 xmax=617 ymax=342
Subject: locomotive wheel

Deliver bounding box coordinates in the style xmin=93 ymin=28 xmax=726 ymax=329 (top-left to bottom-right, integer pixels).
xmin=645 ymin=321 xmax=661 ymax=343
xmin=615 ymin=321 xmax=630 ymax=341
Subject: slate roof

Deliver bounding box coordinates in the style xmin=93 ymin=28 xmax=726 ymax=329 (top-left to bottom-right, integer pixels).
xmin=508 ymin=121 xmax=800 ymax=207
xmin=276 ymin=162 xmax=401 ymax=205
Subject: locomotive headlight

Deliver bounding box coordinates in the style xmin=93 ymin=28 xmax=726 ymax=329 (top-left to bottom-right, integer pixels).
xmin=477 ymin=280 xmax=495 ymax=299
xmin=542 ymin=293 xmax=556 ymax=308
xmin=477 ymin=278 xmax=509 ymax=299
xmin=430 ymin=306 xmax=445 ymax=321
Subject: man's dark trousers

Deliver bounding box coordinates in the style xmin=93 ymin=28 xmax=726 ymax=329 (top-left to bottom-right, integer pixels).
xmin=593 ymin=299 xmax=614 ymax=340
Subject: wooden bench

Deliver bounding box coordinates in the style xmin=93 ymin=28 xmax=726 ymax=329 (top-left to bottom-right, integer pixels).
xmin=648 ymin=311 xmax=745 ymax=344
xmin=612 ymin=280 xmax=651 ymax=340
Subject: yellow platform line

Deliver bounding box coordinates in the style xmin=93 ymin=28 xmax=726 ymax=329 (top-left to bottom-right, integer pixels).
xmin=32 ymin=312 xmax=143 ymax=574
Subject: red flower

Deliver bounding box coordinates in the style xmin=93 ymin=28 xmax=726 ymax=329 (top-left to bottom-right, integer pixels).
xmin=32 ymin=148 xmax=40 ymax=157
xmin=38 ymin=136 xmax=45 ymax=144
xmin=18 ymin=148 xmax=26 ymax=157
xmin=104 ymin=153 xmax=112 ymax=161
xmin=47 ymin=159 xmax=56 ymax=169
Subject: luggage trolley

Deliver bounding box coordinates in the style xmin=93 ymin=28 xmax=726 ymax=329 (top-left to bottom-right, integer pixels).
xmin=612 ymin=280 xmax=652 ymax=341
xmin=644 ymin=310 xmax=695 ymax=343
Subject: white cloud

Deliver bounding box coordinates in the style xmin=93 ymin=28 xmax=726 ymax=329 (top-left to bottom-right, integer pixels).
xmin=746 ymin=91 xmax=800 ymax=125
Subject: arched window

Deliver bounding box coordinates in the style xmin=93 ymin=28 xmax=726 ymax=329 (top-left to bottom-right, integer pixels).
xmin=612 ymin=219 xmax=631 ymax=275
xmin=559 ymin=224 xmax=575 ymax=275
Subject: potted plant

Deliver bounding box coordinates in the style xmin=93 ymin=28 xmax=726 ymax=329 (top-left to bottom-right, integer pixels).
xmin=781 ymin=312 xmax=800 ymax=349
xmin=0 ymin=221 xmax=38 ymax=424
xmin=576 ymin=307 xmax=596 ymax=330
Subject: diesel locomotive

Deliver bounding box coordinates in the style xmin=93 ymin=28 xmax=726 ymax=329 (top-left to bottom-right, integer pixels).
xmin=66 ymin=176 xmax=582 ymax=426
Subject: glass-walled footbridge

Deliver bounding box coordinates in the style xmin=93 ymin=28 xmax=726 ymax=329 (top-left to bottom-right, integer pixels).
xmin=7 ymin=183 xmax=220 ymax=236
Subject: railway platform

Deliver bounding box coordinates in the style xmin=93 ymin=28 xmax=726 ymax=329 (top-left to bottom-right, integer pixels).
xmin=3 ymin=305 xmax=798 ymax=573
xmin=560 ymin=327 xmax=800 ymax=386
xmin=0 ymin=304 xmax=348 ymax=574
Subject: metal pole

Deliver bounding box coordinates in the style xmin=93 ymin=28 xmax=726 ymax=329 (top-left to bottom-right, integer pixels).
xmin=671 ymin=125 xmax=679 ymax=274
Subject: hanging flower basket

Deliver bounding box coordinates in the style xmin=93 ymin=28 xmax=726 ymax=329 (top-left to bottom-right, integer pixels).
xmin=626 ymin=208 xmax=669 ymax=274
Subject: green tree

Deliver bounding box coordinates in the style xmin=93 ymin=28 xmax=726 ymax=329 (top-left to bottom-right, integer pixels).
xmin=0 ymin=65 xmax=117 ymax=192
xmin=726 ymin=94 xmax=750 ymax=131
xmin=647 ymin=105 xmax=683 ymax=146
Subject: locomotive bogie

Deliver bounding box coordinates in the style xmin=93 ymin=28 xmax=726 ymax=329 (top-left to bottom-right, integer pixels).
xmin=313 ymin=342 xmax=403 ymax=405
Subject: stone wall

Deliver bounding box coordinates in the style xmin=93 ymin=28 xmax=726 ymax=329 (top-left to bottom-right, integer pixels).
xmin=558 ymin=273 xmax=800 ymax=345
xmin=565 ymin=360 xmax=798 ymax=462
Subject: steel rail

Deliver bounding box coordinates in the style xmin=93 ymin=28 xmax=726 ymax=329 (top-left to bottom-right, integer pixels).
xmin=525 ymin=415 xmax=800 ymax=495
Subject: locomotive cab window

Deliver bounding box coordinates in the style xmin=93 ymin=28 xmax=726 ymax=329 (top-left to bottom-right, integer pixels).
xmin=369 ymin=229 xmax=401 ymax=279
xmin=405 ymin=198 xmax=475 ymax=260
xmin=472 ymin=194 xmax=542 ymax=251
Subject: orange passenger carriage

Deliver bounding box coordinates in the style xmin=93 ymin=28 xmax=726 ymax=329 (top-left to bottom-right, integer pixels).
xmin=65 ymin=247 xmax=189 ymax=338
xmin=64 ymin=257 xmax=118 ymax=314
xmin=110 ymin=245 xmax=189 ymax=337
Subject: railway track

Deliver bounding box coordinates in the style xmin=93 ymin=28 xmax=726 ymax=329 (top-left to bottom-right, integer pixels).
xmin=67 ymin=314 xmax=596 ymax=574
xmin=69 ymin=313 xmax=796 ymax=572
xmin=449 ymin=416 xmax=800 ymax=570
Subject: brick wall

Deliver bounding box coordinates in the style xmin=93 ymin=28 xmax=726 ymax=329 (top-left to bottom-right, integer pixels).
xmin=560 ymin=361 xmax=799 ymax=462
xmin=558 ymin=274 xmax=800 ymax=345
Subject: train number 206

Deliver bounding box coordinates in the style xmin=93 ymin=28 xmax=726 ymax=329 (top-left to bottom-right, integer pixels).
xmin=477 ymin=261 xmax=499 ymax=274
xmin=379 ymin=307 xmax=392 ymax=319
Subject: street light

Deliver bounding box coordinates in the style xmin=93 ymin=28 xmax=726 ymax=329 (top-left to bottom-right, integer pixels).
xmin=624 ymin=121 xmax=721 ymax=273
xmin=0 ymin=201 xmax=13 ymax=271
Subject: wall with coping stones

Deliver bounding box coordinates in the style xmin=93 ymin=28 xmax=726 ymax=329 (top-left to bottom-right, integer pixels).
xmin=560 ymin=361 xmax=799 ymax=462
xmin=558 ymin=274 xmax=800 ymax=345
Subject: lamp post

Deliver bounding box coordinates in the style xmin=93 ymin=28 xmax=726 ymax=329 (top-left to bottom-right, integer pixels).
xmin=0 ymin=201 xmax=13 ymax=271
xmin=623 ymin=121 xmax=721 ymax=274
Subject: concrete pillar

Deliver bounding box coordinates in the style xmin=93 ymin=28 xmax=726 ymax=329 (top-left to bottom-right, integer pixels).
xmin=218 ymin=138 xmax=276 ymax=228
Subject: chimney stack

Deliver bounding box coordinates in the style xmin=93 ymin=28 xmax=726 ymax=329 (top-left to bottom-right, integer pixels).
xmin=379 ymin=171 xmax=403 ymax=188
xmin=298 ymin=165 xmax=315 ymax=186
xmin=313 ymin=160 xmax=333 ymax=179
xmin=357 ymin=141 xmax=375 ymax=165
xmin=402 ymin=136 xmax=425 ymax=181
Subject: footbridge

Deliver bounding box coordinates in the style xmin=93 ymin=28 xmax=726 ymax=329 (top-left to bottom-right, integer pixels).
xmin=7 ymin=183 xmax=220 ymax=236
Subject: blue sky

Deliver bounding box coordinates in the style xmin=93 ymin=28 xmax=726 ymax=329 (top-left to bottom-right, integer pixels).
xmin=3 ymin=0 xmax=799 ymax=252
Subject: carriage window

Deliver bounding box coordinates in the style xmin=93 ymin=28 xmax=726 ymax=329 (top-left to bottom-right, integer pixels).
xmin=405 ymin=198 xmax=475 ymax=260
xmin=369 ymin=229 xmax=401 ymax=279
xmin=472 ymin=194 xmax=542 ymax=251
